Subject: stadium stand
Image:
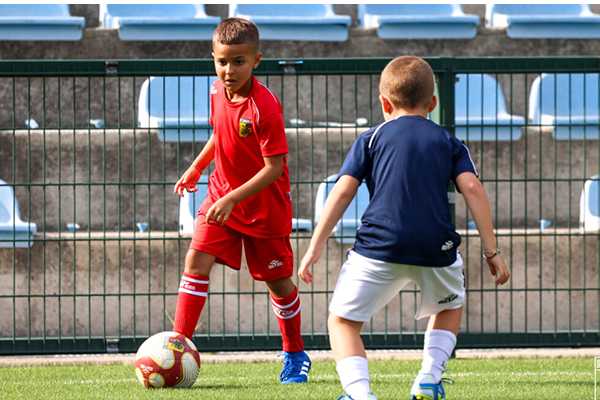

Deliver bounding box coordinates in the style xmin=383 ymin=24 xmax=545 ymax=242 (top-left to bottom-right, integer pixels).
xmin=579 ymin=175 xmax=600 ymax=232
xmin=357 ymin=4 xmax=479 ymax=39
xmin=455 ymin=73 xmax=525 ymax=141
xmin=179 ymin=177 xmax=313 ymax=235
xmin=229 ymin=4 xmax=351 ymax=41
xmin=137 ymin=76 xmax=216 ymax=142
xmin=486 ymin=4 xmax=600 ymax=39
xmin=99 ymin=4 xmax=220 ymax=41
xmin=314 ymin=174 xmax=369 ymax=244
xmin=0 ymin=4 xmax=85 ymax=41
xmin=0 ymin=179 xmax=36 ymax=248
xmin=529 ymin=73 xmax=600 ymax=140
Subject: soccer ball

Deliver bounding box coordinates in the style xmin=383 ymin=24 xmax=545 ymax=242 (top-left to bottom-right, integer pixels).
xmin=134 ymin=331 xmax=201 ymax=388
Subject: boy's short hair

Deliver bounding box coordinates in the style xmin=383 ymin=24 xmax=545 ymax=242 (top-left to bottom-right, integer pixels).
xmin=213 ymin=18 xmax=259 ymax=49
xmin=379 ymin=56 xmax=434 ymax=110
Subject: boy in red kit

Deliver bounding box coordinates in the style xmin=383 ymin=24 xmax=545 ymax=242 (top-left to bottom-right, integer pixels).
xmin=172 ymin=18 xmax=311 ymax=384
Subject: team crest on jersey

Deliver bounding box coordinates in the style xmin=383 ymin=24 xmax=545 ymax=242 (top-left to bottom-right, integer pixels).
xmin=239 ymin=118 xmax=253 ymax=137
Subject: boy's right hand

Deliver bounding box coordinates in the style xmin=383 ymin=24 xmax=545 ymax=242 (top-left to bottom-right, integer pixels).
xmin=486 ymin=254 xmax=510 ymax=285
xmin=298 ymin=244 xmax=324 ymax=284
xmin=174 ymin=167 xmax=201 ymax=197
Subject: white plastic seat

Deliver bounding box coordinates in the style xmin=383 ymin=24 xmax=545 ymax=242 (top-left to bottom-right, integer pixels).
xmin=358 ymin=4 xmax=479 ymax=39
xmin=100 ymin=4 xmax=220 ymax=41
xmin=230 ymin=4 xmax=351 ymax=41
xmin=529 ymin=73 xmax=600 ymax=140
xmin=137 ymin=76 xmax=216 ymax=142
xmin=486 ymin=4 xmax=600 ymax=39
xmin=0 ymin=5 xmax=84 ymax=41
xmin=314 ymin=174 xmax=369 ymax=244
xmin=580 ymin=175 xmax=600 ymax=232
xmin=0 ymin=179 xmax=37 ymax=248
xmin=455 ymin=74 xmax=525 ymax=141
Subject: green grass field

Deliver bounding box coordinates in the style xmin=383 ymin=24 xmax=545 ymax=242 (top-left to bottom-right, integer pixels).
xmin=0 ymin=357 xmax=593 ymax=399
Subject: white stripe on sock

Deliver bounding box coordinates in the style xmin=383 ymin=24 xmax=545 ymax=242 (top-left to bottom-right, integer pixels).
xmin=178 ymin=288 xmax=208 ymax=297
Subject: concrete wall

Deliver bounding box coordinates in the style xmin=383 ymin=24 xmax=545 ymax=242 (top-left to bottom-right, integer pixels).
xmin=2 ymin=232 xmax=597 ymax=337
xmin=1 ymin=128 xmax=596 ymax=230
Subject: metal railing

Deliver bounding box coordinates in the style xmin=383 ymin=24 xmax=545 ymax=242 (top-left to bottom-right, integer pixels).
xmin=1 ymin=57 xmax=599 ymax=354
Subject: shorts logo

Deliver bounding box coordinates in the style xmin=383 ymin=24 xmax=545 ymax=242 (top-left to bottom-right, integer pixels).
xmin=268 ymin=259 xmax=283 ymax=269
xmin=438 ymin=294 xmax=458 ymax=304
xmin=441 ymin=240 xmax=454 ymax=251
xmin=239 ymin=118 xmax=253 ymax=137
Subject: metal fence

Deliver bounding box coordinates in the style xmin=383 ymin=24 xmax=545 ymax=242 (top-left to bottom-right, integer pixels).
xmin=1 ymin=57 xmax=599 ymax=355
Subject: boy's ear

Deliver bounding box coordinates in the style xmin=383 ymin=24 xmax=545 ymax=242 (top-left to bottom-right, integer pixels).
xmin=379 ymin=94 xmax=394 ymax=114
xmin=427 ymin=95 xmax=438 ymax=113
xmin=253 ymin=51 xmax=262 ymax=69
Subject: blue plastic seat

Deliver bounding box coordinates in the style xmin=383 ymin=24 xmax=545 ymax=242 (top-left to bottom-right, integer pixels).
xmin=230 ymin=4 xmax=351 ymax=41
xmin=580 ymin=175 xmax=600 ymax=232
xmin=137 ymin=76 xmax=216 ymax=142
xmin=529 ymin=73 xmax=600 ymax=140
xmin=455 ymin=74 xmax=525 ymax=141
xmin=0 ymin=5 xmax=84 ymax=41
xmin=100 ymin=4 xmax=220 ymax=41
xmin=314 ymin=174 xmax=369 ymax=244
xmin=358 ymin=4 xmax=479 ymax=39
xmin=179 ymin=177 xmax=313 ymax=234
xmin=486 ymin=4 xmax=600 ymax=39
xmin=0 ymin=179 xmax=36 ymax=248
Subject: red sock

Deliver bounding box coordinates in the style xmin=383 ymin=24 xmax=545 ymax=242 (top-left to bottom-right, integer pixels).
xmin=271 ymin=286 xmax=304 ymax=353
xmin=173 ymin=272 xmax=209 ymax=339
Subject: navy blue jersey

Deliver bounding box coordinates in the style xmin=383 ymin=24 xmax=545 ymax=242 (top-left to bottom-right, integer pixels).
xmin=338 ymin=115 xmax=478 ymax=267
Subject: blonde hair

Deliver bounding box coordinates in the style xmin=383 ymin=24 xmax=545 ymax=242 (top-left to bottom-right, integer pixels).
xmin=379 ymin=56 xmax=434 ymax=110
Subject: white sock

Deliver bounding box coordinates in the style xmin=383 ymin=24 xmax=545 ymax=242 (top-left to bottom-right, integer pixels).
xmin=418 ymin=329 xmax=456 ymax=383
xmin=336 ymin=356 xmax=371 ymax=400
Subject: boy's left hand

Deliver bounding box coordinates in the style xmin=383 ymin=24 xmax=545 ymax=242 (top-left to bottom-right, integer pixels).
xmin=206 ymin=196 xmax=236 ymax=225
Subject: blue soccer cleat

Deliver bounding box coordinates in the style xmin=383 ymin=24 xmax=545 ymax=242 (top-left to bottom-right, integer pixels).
xmin=279 ymin=351 xmax=311 ymax=384
xmin=410 ymin=374 xmax=450 ymax=400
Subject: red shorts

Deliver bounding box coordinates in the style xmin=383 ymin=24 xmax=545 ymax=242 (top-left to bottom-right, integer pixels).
xmin=190 ymin=215 xmax=293 ymax=281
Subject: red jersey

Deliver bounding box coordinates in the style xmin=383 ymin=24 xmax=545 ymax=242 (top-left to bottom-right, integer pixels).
xmin=201 ymin=76 xmax=292 ymax=238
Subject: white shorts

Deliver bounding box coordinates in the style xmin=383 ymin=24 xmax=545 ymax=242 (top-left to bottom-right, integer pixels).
xmin=329 ymin=250 xmax=465 ymax=322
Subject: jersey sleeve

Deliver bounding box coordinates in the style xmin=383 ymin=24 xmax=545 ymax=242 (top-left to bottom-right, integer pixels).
xmin=338 ymin=133 xmax=371 ymax=182
xmin=257 ymin=109 xmax=288 ymax=157
xmin=451 ymin=137 xmax=479 ymax=188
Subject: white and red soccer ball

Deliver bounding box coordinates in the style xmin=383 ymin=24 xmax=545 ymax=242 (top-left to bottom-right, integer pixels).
xmin=134 ymin=331 xmax=201 ymax=388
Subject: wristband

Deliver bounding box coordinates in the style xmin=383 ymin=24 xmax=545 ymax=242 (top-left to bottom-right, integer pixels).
xmin=483 ymin=248 xmax=501 ymax=260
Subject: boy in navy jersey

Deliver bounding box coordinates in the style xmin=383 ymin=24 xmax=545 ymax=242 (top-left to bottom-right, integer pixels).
xmin=299 ymin=56 xmax=510 ymax=400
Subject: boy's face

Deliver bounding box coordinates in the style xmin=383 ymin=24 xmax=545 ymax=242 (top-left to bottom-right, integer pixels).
xmin=212 ymin=42 xmax=261 ymax=98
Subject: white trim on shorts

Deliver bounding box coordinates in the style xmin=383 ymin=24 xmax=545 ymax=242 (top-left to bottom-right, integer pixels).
xmin=329 ymin=250 xmax=465 ymax=322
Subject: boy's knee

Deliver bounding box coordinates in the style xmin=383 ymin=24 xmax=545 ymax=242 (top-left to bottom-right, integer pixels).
xmin=328 ymin=314 xmax=361 ymax=331
xmin=184 ymin=249 xmax=214 ymax=276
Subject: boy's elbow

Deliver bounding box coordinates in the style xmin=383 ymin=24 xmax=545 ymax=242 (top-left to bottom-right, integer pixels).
xmin=461 ymin=179 xmax=483 ymax=197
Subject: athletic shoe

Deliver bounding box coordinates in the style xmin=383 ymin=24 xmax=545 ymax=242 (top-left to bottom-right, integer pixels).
xmin=279 ymin=351 xmax=311 ymax=384
xmin=410 ymin=373 xmax=449 ymax=400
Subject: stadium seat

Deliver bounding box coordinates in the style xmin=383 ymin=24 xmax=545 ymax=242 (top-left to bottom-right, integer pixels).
xmin=0 ymin=179 xmax=36 ymax=248
xmin=179 ymin=176 xmax=209 ymax=235
xmin=100 ymin=4 xmax=220 ymax=41
xmin=529 ymin=73 xmax=600 ymax=140
xmin=357 ymin=4 xmax=479 ymax=39
xmin=137 ymin=76 xmax=216 ymax=142
xmin=580 ymin=175 xmax=600 ymax=232
xmin=0 ymin=5 xmax=85 ymax=41
xmin=455 ymin=74 xmax=525 ymax=141
xmin=179 ymin=177 xmax=313 ymax=235
xmin=486 ymin=4 xmax=600 ymax=39
xmin=229 ymin=4 xmax=351 ymax=41
xmin=314 ymin=174 xmax=370 ymax=244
